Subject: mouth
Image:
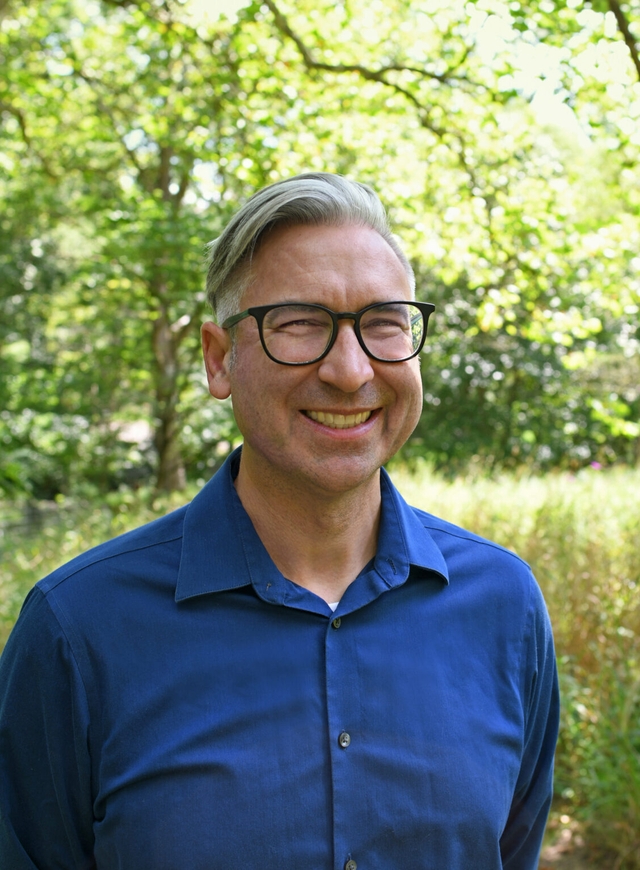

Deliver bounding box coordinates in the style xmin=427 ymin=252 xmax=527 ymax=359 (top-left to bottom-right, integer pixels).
xmin=304 ymin=410 xmax=373 ymax=430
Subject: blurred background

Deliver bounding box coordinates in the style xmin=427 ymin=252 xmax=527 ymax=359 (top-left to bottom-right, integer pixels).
xmin=1 ymin=0 xmax=639 ymax=866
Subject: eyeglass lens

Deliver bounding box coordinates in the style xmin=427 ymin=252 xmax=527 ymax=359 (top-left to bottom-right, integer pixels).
xmin=262 ymin=302 xmax=425 ymax=364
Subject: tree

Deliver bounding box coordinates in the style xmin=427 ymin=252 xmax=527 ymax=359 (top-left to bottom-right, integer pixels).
xmin=1 ymin=0 xmax=289 ymax=491
xmin=1 ymin=0 xmax=638 ymax=495
xmin=257 ymin=0 xmax=640 ymax=468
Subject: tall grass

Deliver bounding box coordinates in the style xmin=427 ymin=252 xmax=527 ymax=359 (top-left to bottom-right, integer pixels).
xmin=394 ymin=464 xmax=640 ymax=868
xmin=1 ymin=467 xmax=640 ymax=867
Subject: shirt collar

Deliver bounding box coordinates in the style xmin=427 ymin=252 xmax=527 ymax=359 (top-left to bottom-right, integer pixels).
xmin=376 ymin=466 xmax=449 ymax=587
xmin=175 ymin=447 xmax=448 ymax=604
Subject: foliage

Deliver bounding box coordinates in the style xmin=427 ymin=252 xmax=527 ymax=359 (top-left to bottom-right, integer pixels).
xmin=1 ymin=0 xmax=639 ymax=496
xmin=2 ymin=8 xmax=639 ymax=861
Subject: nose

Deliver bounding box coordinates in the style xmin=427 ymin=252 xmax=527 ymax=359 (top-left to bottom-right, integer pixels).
xmin=317 ymin=321 xmax=375 ymax=392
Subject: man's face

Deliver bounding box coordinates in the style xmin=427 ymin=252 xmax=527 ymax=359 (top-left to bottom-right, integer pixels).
xmin=204 ymin=223 xmax=423 ymax=497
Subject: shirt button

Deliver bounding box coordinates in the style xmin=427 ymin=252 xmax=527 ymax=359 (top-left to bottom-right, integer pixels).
xmin=345 ymin=860 xmax=357 ymax=870
xmin=338 ymin=731 xmax=351 ymax=748
xmin=332 ymin=617 xmax=342 ymax=629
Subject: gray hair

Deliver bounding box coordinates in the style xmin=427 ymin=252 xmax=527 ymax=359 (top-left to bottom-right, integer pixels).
xmin=206 ymin=172 xmax=415 ymax=323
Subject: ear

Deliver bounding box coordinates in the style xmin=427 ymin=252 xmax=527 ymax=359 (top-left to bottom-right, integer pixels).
xmin=201 ymin=321 xmax=233 ymax=400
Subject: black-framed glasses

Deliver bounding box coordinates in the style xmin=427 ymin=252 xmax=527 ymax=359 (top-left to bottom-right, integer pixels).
xmin=221 ymin=301 xmax=435 ymax=366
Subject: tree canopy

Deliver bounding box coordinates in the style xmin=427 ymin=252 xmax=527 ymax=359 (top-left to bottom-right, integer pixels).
xmin=1 ymin=0 xmax=639 ymax=494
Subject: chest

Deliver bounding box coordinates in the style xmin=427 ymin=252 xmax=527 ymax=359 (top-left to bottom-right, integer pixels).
xmin=85 ymin=584 xmax=525 ymax=869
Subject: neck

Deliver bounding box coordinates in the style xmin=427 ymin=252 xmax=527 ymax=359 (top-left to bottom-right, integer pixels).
xmin=234 ymin=453 xmax=381 ymax=604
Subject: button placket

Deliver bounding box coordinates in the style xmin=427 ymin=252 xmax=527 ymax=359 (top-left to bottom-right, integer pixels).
xmin=326 ymin=606 xmax=362 ymax=870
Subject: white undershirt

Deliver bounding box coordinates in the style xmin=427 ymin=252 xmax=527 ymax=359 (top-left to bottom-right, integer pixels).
xmin=328 ymin=602 xmax=340 ymax=612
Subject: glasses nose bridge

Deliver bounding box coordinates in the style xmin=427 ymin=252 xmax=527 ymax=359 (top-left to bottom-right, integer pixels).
xmin=332 ymin=309 xmax=365 ymax=343
xmin=327 ymin=310 xmax=371 ymax=361
xmin=333 ymin=310 xmax=359 ymax=326
xmin=332 ymin=311 xmax=361 ymax=340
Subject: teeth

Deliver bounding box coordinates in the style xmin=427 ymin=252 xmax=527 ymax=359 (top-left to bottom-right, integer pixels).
xmin=306 ymin=410 xmax=372 ymax=429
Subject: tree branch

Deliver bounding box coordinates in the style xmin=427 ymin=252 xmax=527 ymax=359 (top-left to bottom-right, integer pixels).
xmin=262 ymin=0 xmax=482 ymax=141
xmin=264 ymin=0 xmax=475 ymax=84
xmin=173 ymin=166 xmax=192 ymax=207
xmin=0 ymin=101 xmax=59 ymax=178
xmin=158 ymin=145 xmax=172 ymax=199
xmin=607 ymin=0 xmax=640 ymax=81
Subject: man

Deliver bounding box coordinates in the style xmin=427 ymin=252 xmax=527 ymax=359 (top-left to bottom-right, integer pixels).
xmin=0 ymin=173 xmax=559 ymax=869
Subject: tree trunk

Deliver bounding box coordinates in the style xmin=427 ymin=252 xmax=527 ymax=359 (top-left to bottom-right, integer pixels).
xmin=152 ymin=298 xmax=187 ymax=492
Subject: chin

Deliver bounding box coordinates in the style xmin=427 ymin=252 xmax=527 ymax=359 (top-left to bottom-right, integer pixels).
xmin=302 ymin=457 xmax=384 ymax=495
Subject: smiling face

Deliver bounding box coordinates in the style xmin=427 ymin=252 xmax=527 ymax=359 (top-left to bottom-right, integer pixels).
xmin=202 ymin=223 xmax=423 ymax=500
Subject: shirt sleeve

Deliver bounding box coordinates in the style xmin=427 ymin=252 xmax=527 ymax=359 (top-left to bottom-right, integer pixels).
xmin=500 ymin=575 xmax=560 ymax=870
xmin=0 ymin=587 xmax=96 ymax=869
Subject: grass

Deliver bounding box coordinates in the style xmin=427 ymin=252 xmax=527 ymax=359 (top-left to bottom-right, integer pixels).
xmin=394 ymin=463 xmax=640 ymax=868
xmin=2 ymin=466 xmax=640 ymax=867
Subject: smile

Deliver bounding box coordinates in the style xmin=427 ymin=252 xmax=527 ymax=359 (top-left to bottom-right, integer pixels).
xmin=305 ymin=410 xmax=373 ymax=429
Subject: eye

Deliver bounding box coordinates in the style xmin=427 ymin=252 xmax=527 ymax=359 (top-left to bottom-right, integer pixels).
xmin=362 ymin=315 xmax=408 ymax=332
xmin=264 ymin=306 xmax=332 ymax=333
xmin=272 ymin=316 xmax=329 ymax=333
xmin=360 ymin=303 xmax=416 ymax=334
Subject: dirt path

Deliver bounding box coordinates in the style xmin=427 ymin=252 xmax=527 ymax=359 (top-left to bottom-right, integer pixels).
xmin=539 ymin=827 xmax=599 ymax=870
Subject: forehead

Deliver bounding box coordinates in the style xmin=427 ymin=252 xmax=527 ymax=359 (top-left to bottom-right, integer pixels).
xmin=242 ymin=223 xmax=412 ymax=308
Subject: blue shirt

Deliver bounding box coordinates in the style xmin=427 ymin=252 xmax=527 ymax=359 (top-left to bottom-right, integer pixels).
xmin=0 ymin=449 xmax=559 ymax=870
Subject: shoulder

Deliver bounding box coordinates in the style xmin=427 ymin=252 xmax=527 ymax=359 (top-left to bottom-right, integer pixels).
xmin=409 ymin=505 xmax=545 ymax=616
xmin=37 ymin=504 xmax=188 ymax=597
xmin=2 ymin=505 xmax=190 ymax=675
xmin=411 ymin=506 xmax=530 ymax=569
xmin=411 ymin=507 xmax=531 ymax=574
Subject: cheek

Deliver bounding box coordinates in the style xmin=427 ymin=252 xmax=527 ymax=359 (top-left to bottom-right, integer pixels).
xmin=403 ymin=361 xmax=423 ymax=409
xmin=227 ymin=360 xmax=295 ymax=442
xmin=397 ymin=366 xmax=424 ymax=433
xmin=231 ymin=393 xmax=286 ymax=453
xmin=409 ymin=391 xmax=424 ymax=432
xmin=228 ymin=362 xmax=262 ymax=436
